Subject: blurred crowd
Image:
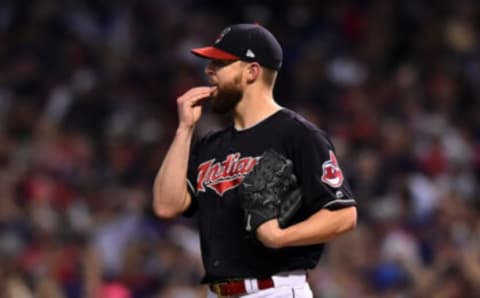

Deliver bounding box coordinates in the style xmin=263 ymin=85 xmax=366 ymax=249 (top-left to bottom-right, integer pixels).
xmin=0 ymin=0 xmax=479 ymax=297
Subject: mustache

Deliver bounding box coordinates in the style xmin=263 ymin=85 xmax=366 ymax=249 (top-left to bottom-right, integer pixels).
xmin=207 ymin=77 xmax=217 ymax=86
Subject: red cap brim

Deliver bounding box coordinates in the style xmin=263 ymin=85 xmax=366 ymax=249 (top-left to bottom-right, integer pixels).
xmin=191 ymin=47 xmax=239 ymax=60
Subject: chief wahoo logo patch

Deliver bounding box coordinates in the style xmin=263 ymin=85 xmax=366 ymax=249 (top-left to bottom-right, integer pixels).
xmin=321 ymin=151 xmax=344 ymax=188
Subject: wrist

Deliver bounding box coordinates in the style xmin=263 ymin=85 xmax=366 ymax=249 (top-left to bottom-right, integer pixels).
xmin=176 ymin=124 xmax=195 ymax=135
xmin=256 ymin=219 xmax=287 ymax=249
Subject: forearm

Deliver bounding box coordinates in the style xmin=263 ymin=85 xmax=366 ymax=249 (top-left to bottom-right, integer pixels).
xmin=280 ymin=206 xmax=357 ymax=247
xmin=153 ymin=127 xmax=194 ymax=218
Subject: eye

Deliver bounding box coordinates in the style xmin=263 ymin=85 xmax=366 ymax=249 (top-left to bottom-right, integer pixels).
xmin=211 ymin=60 xmax=236 ymax=68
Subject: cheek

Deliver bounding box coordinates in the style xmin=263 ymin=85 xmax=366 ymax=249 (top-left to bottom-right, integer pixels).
xmin=216 ymin=70 xmax=243 ymax=89
xmin=236 ymin=71 xmax=245 ymax=85
xmin=216 ymin=77 xmax=231 ymax=88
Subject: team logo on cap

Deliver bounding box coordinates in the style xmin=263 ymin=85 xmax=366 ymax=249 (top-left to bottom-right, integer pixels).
xmin=215 ymin=27 xmax=231 ymax=44
xmin=246 ymin=49 xmax=255 ymax=58
xmin=321 ymin=151 xmax=344 ymax=188
xmin=197 ymin=153 xmax=260 ymax=196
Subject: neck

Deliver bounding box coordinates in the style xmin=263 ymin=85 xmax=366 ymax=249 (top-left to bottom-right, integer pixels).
xmin=233 ymin=86 xmax=282 ymax=130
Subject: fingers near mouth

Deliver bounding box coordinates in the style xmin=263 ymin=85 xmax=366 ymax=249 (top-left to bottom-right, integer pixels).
xmin=210 ymin=86 xmax=218 ymax=96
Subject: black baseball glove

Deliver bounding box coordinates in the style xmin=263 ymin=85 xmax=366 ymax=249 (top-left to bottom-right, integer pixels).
xmin=239 ymin=149 xmax=303 ymax=233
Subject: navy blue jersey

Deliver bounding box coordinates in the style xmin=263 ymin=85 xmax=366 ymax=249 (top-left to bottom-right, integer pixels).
xmin=185 ymin=108 xmax=356 ymax=283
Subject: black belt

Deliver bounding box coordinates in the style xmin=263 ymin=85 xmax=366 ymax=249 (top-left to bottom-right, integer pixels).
xmin=210 ymin=277 xmax=275 ymax=296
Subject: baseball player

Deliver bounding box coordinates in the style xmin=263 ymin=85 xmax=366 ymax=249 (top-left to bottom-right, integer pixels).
xmin=153 ymin=23 xmax=357 ymax=297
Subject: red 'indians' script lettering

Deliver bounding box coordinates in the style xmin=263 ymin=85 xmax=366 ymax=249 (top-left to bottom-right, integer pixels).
xmin=196 ymin=153 xmax=259 ymax=196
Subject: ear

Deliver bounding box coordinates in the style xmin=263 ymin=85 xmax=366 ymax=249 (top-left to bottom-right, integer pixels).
xmin=245 ymin=63 xmax=261 ymax=84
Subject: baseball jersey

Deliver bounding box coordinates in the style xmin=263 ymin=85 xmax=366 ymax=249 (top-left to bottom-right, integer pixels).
xmin=185 ymin=108 xmax=356 ymax=283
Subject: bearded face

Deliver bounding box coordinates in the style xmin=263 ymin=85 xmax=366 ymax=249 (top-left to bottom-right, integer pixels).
xmin=210 ymin=72 xmax=243 ymax=114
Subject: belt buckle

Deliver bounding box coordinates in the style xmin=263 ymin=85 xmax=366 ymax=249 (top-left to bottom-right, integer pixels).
xmin=211 ymin=282 xmax=224 ymax=296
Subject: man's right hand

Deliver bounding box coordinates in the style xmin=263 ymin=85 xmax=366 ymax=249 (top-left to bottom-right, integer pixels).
xmin=177 ymin=86 xmax=217 ymax=130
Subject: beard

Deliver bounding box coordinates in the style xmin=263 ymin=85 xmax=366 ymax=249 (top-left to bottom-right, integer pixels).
xmin=210 ymin=74 xmax=243 ymax=114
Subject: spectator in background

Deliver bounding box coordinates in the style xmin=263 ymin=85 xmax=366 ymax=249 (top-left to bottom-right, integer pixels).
xmin=0 ymin=0 xmax=478 ymax=297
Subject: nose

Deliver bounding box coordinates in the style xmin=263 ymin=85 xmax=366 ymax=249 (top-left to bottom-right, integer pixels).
xmin=205 ymin=61 xmax=216 ymax=76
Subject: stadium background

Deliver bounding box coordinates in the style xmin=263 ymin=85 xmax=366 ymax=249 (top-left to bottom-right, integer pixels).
xmin=0 ymin=0 xmax=479 ymax=297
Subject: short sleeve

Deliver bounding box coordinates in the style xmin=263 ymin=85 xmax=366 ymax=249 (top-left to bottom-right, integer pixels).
xmin=292 ymin=128 xmax=356 ymax=213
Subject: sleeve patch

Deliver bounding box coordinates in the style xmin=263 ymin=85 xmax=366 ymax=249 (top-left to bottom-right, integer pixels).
xmin=321 ymin=150 xmax=344 ymax=188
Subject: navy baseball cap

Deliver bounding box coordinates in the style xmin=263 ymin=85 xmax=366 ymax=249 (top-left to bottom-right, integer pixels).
xmin=191 ymin=24 xmax=283 ymax=70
